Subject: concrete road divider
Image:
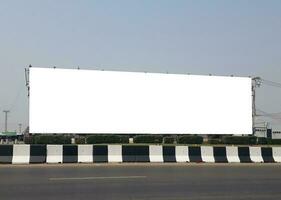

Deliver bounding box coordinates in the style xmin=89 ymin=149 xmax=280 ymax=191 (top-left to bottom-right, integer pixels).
xmin=47 ymin=145 xmax=63 ymax=163
xmin=78 ymin=145 xmax=93 ymax=163
xmin=188 ymin=147 xmax=202 ymax=162
xmin=93 ymin=145 xmax=108 ymax=162
xmin=272 ymin=147 xmax=281 ymax=162
xmin=0 ymin=145 xmax=13 ymax=164
xmin=261 ymin=147 xmax=275 ymax=163
xmin=175 ymin=146 xmax=189 ymax=162
xmin=249 ymin=147 xmax=263 ymax=163
xmin=149 ymin=145 xmax=163 ymax=162
xmin=226 ymin=146 xmax=240 ymax=163
xmin=238 ymin=147 xmax=252 ymax=163
xmin=163 ymin=146 xmax=176 ymax=162
xmin=213 ymin=147 xmax=228 ymax=163
xmin=122 ymin=145 xmax=150 ymax=162
xmin=1 ymin=145 xmax=281 ymax=164
xmin=108 ymin=145 xmax=122 ymax=162
xmin=201 ymin=146 xmax=215 ymax=163
xmin=12 ymin=145 xmax=30 ymax=164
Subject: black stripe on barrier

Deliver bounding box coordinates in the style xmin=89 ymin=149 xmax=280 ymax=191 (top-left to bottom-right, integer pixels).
xmin=188 ymin=147 xmax=202 ymax=162
xmin=122 ymin=146 xmax=150 ymax=162
xmin=238 ymin=147 xmax=252 ymax=163
xmin=0 ymin=145 xmax=13 ymax=164
xmin=213 ymin=147 xmax=228 ymax=163
xmin=63 ymin=145 xmax=78 ymax=163
xmin=261 ymin=147 xmax=275 ymax=163
xmin=163 ymin=146 xmax=176 ymax=162
xmin=93 ymin=145 xmax=108 ymax=162
xmin=30 ymin=145 xmax=46 ymax=163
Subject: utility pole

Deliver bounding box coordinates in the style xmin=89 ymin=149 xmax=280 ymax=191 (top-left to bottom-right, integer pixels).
xmin=3 ymin=110 xmax=10 ymax=133
xmin=18 ymin=123 xmax=22 ymax=134
xmin=252 ymin=77 xmax=262 ymax=135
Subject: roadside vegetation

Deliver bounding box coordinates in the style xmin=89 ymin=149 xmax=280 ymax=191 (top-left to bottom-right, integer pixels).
xmin=23 ymin=134 xmax=281 ymax=145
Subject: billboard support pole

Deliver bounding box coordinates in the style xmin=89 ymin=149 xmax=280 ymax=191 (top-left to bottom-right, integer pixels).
xmin=252 ymin=77 xmax=262 ymax=135
xmin=3 ymin=110 xmax=10 ymax=133
xmin=25 ymin=65 xmax=31 ymax=97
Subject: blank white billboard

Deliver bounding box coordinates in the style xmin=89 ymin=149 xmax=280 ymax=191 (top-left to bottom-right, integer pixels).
xmin=29 ymin=67 xmax=252 ymax=134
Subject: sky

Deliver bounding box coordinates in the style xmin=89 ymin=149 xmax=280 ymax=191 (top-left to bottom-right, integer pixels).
xmin=0 ymin=0 xmax=281 ymax=132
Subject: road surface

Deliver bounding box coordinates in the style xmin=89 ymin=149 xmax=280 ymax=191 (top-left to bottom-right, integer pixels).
xmin=0 ymin=163 xmax=281 ymax=200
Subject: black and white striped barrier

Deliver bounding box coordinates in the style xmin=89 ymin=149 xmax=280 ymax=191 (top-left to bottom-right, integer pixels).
xmin=0 ymin=144 xmax=281 ymax=164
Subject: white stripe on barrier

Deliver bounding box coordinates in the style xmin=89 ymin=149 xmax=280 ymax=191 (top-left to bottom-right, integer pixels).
xmin=201 ymin=146 xmax=215 ymax=162
xmin=226 ymin=146 xmax=240 ymax=163
xmin=47 ymin=145 xmax=63 ymax=163
xmin=78 ymin=145 xmax=93 ymax=163
xmin=149 ymin=145 xmax=163 ymax=162
xmin=249 ymin=147 xmax=263 ymax=163
xmin=272 ymin=147 xmax=281 ymax=162
xmin=12 ymin=145 xmax=30 ymax=164
xmin=108 ymin=145 xmax=122 ymax=162
xmin=175 ymin=146 xmax=189 ymax=162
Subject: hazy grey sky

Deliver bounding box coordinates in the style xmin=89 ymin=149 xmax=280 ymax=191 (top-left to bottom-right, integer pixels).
xmin=0 ymin=0 xmax=281 ymax=132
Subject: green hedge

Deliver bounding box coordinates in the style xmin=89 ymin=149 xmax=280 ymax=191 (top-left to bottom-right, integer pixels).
xmin=208 ymin=138 xmax=222 ymax=145
xmin=222 ymin=136 xmax=257 ymax=145
xmin=133 ymin=135 xmax=163 ymax=144
xmin=23 ymin=136 xmax=35 ymax=144
xmin=75 ymin=137 xmax=86 ymax=144
xmin=31 ymin=135 xmax=72 ymax=144
xmin=178 ymin=135 xmax=203 ymax=144
xmin=257 ymin=137 xmax=268 ymax=145
xmin=86 ymin=135 xmax=129 ymax=144
xmin=163 ymin=136 xmax=175 ymax=144
xmin=268 ymin=139 xmax=281 ymax=145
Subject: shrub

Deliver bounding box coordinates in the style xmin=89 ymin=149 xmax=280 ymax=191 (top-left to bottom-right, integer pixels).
xmin=75 ymin=137 xmax=86 ymax=144
xmin=86 ymin=135 xmax=129 ymax=144
xmin=178 ymin=135 xmax=203 ymax=144
xmin=163 ymin=136 xmax=175 ymax=144
xmin=208 ymin=138 xmax=222 ymax=145
xmin=33 ymin=135 xmax=72 ymax=144
xmin=267 ymin=139 xmax=281 ymax=145
xmin=257 ymin=137 xmax=268 ymax=145
xmin=24 ymin=136 xmax=35 ymax=144
xmin=222 ymin=136 xmax=257 ymax=145
xmin=133 ymin=135 xmax=163 ymax=144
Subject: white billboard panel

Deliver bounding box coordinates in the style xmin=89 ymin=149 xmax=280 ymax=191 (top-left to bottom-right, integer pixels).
xmin=29 ymin=67 xmax=252 ymax=134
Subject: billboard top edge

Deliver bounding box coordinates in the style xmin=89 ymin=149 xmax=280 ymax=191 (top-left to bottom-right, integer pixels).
xmin=29 ymin=67 xmax=252 ymax=80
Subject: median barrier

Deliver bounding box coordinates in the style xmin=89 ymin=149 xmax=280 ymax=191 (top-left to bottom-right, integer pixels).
xmin=213 ymin=147 xmax=228 ymax=163
xmin=108 ymin=145 xmax=122 ymax=162
xmin=272 ymin=147 xmax=281 ymax=162
xmin=30 ymin=145 xmax=46 ymax=163
xmin=122 ymin=145 xmax=150 ymax=162
xmin=175 ymin=146 xmax=188 ymax=162
xmin=0 ymin=145 xmax=13 ymax=163
xmin=78 ymin=145 xmax=93 ymax=163
xmin=46 ymin=145 xmax=63 ymax=163
xmin=201 ymin=146 xmax=215 ymax=163
xmin=226 ymin=146 xmax=240 ymax=163
xmin=63 ymin=145 xmax=78 ymax=163
xmin=188 ymin=146 xmax=202 ymax=162
xmin=249 ymin=147 xmax=263 ymax=163
xmin=93 ymin=145 xmax=108 ymax=162
xmin=163 ymin=146 xmax=176 ymax=162
xmin=1 ymin=145 xmax=281 ymax=164
xmin=238 ymin=147 xmax=252 ymax=163
xmin=149 ymin=145 xmax=163 ymax=162
xmin=261 ymin=147 xmax=275 ymax=163
xmin=12 ymin=145 xmax=30 ymax=164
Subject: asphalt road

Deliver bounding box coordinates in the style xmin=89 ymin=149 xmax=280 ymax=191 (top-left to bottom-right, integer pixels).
xmin=1 ymin=163 xmax=281 ymax=200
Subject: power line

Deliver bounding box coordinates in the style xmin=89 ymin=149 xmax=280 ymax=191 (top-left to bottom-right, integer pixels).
xmin=261 ymin=79 xmax=281 ymax=88
xmin=256 ymin=108 xmax=281 ymax=122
